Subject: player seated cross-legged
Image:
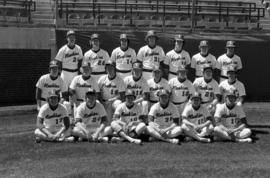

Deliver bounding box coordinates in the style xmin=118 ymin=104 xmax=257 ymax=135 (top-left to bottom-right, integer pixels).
xmin=34 ymin=90 xmax=73 ymax=143
xmin=98 ymin=60 xmax=125 ymax=123
xmin=72 ymin=88 xmax=113 ymax=142
xmin=111 ymin=90 xmax=147 ymax=145
xmin=181 ymin=92 xmax=213 ymax=143
xmin=213 ymin=91 xmax=252 ymax=143
xmin=146 ymin=89 xmax=182 ymax=144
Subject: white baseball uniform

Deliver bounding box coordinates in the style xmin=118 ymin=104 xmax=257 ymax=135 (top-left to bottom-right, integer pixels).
xmin=219 ymin=79 xmax=246 ymax=102
xmin=147 ymin=78 xmax=171 ymax=104
xmin=216 ymin=54 xmax=242 ymax=79
xmin=55 ymin=44 xmax=83 ymax=89
xmin=182 ymin=104 xmax=211 ymax=126
xmin=191 ymin=53 xmax=217 ymax=77
xmin=84 ymin=48 xmax=110 ymax=81
xmin=111 ymin=47 xmax=136 ymax=80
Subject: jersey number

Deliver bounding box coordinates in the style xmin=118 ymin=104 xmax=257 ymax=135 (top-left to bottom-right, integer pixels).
xmin=98 ymin=60 xmax=105 ymax=66
xmin=55 ymin=118 xmax=63 ymax=124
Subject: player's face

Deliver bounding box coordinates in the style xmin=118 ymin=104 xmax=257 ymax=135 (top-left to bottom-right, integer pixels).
xmin=106 ymin=65 xmax=116 ymax=78
xmin=200 ymin=46 xmax=209 ymax=55
xmin=203 ymin=69 xmax=213 ymax=80
xmin=82 ymin=66 xmax=91 ymax=76
xmin=50 ymin=66 xmax=59 ymax=77
xmin=160 ymin=94 xmax=169 ymax=105
xmin=120 ymin=39 xmax=128 ymax=49
xmin=191 ymin=97 xmax=201 ymax=108
xmin=132 ymin=68 xmax=142 ymax=79
xmin=67 ymin=35 xmax=76 ymax=46
xmin=126 ymin=95 xmax=135 ymax=105
xmin=86 ymin=94 xmax=96 ymax=107
xmin=225 ymin=95 xmax=236 ymax=107
xmin=226 ymin=47 xmax=235 ymax=56
xmin=153 ymin=70 xmax=162 ymax=80
xmin=177 ymin=70 xmax=187 ymax=80
xmin=227 ymin=71 xmax=236 ymax=82
xmin=91 ymin=39 xmax=100 ymax=48
xmin=175 ymin=40 xmax=183 ymax=51
xmin=48 ymin=96 xmax=59 ymax=107
xmin=148 ymin=36 xmax=156 ymax=47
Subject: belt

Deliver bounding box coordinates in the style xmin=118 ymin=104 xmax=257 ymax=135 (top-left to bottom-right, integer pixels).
xmin=77 ymin=99 xmax=84 ymax=102
xmin=201 ymin=101 xmax=210 ymax=104
xmin=169 ymin=71 xmax=177 ymax=75
xmin=62 ymin=68 xmax=78 ymax=73
xmin=173 ymin=101 xmax=186 ymax=105
xmin=220 ymin=75 xmax=228 ymax=79
xmin=149 ymin=100 xmax=158 ymax=103
xmin=116 ymin=69 xmax=131 ymax=73
xmin=195 ymin=75 xmax=202 ymax=78
xmin=143 ymin=68 xmax=153 ymax=72
xmin=40 ymin=97 xmax=46 ymax=101
xmin=91 ymin=71 xmax=106 ymax=75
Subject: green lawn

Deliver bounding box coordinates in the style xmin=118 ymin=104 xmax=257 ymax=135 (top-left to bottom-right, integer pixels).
xmin=0 ymin=104 xmax=270 ymax=178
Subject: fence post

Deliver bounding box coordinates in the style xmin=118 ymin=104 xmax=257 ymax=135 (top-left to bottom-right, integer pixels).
xmin=191 ymin=0 xmax=196 ymax=31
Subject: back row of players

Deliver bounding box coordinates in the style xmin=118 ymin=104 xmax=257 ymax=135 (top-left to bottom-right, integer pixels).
xmin=34 ymin=30 xmax=251 ymax=144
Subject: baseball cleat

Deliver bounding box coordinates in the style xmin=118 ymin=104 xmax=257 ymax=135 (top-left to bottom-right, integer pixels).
xmin=131 ymin=138 xmax=142 ymax=145
xmin=169 ymin=138 xmax=179 ymax=144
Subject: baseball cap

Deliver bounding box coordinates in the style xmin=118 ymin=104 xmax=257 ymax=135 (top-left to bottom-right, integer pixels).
xmin=158 ymin=89 xmax=169 ymax=97
xmin=66 ymin=30 xmax=75 ymax=37
xmin=125 ymin=89 xmax=135 ymax=97
xmin=132 ymin=61 xmax=143 ymax=69
xmin=145 ymin=30 xmax=158 ymax=41
xmin=152 ymin=65 xmax=162 ymax=72
xmin=177 ymin=65 xmax=187 ymax=72
xmin=174 ymin=34 xmax=184 ymax=41
xmin=191 ymin=92 xmax=201 ymax=100
xmin=226 ymin=41 xmax=236 ymax=48
xmin=105 ymin=60 xmax=116 ymax=67
xmin=49 ymin=60 xmax=58 ymax=68
xmin=86 ymin=88 xmax=96 ymax=95
xmin=120 ymin=33 xmax=128 ymax=40
xmin=199 ymin=40 xmax=209 ymax=47
xmin=227 ymin=66 xmax=236 ymax=73
xmin=90 ymin=33 xmax=100 ymax=40
xmin=203 ymin=64 xmax=213 ymax=72
xmin=48 ymin=89 xmax=59 ymax=98
xmin=81 ymin=61 xmax=91 ymax=68
xmin=225 ymin=90 xmax=236 ymax=97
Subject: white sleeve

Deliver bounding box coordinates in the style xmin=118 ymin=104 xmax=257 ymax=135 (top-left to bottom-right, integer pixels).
xmin=111 ymin=49 xmax=117 ymax=62
xmin=181 ymin=105 xmax=189 ymax=117
xmin=239 ymin=82 xmax=246 ymax=96
xmin=75 ymin=104 xmax=84 ymax=119
xmin=214 ymin=104 xmax=223 ymax=118
xmin=37 ymin=105 xmax=46 ymax=118
xmin=191 ymin=56 xmax=196 ymax=69
xmin=55 ymin=47 xmax=64 ymax=62
xmin=186 ymin=52 xmax=191 ymax=65
xmin=69 ymin=77 xmax=77 ymax=90
xmin=148 ymin=104 xmax=156 ymax=117
xmin=78 ymin=47 xmax=83 ymax=61
xmin=114 ymin=104 xmax=123 ymax=116
xmin=237 ymin=56 xmax=243 ymax=70
xmin=137 ymin=47 xmax=144 ymax=62
xmin=36 ymin=76 xmax=44 ymax=89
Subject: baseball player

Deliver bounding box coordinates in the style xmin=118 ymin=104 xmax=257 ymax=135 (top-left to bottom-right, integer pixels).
xmin=165 ymin=34 xmax=191 ymax=81
xmin=98 ymin=60 xmax=125 ymax=123
xmin=213 ymin=91 xmax=252 ymax=142
xmin=72 ymin=88 xmax=113 ymax=142
xmin=34 ymin=90 xmax=73 ymax=143
xmin=146 ymin=89 xmax=182 ymax=144
xmin=147 ymin=65 xmax=171 ymax=107
xmin=137 ymin=30 xmax=166 ymax=81
xmin=36 ymin=60 xmax=67 ymax=110
xmin=191 ymin=40 xmax=217 ymax=80
xmin=55 ymin=30 xmax=83 ymax=89
xmin=216 ymin=41 xmax=242 ymax=82
xmin=111 ymin=89 xmax=147 ymax=144
xmin=193 ymin=64 xmax=221 ymax=114
xmin=124 ymin=61 xmax=150 ymax=115
xmin=181 ymin=92 xmax=213 ymax=143
xmin=69 ymin=61 xmax=100 ymax=111
xmin=219 ymin=66 xmax=246 ymax=106
xmin=111 ymin=33 xmax=137 ymax=80
xmin=168 ymin=65 xmax=195 ymax=116
xmin=84 ymin=33 xmax=110 ymax=82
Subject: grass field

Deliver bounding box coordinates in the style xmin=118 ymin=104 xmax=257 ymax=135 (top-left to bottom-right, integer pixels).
xmin=1 ymin=104 xmax=270 ymax=178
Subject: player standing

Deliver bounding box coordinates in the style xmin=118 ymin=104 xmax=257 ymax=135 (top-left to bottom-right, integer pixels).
xmin=216 ymin=41 xmax=242 ymax=82
xmin=191 ymin=40 xmax=217 ymax=80
xmin=36 ymin=60 xmax=67 ymax=110
xmin=137 ymin=30 xmax=166 ymax=81
xmin=146 ymin=89 xmax=182 ymax=144
xmin=168 ymin=65 xmax=195 ymax=116
xmin=72 ymin=89 xmax=112 ymax=142
xmin=165 ymin=34 xmax=191 ymax=81
xmin=213 ymin=91 xmax=252 ymax=142
xmin=98 ymin=60 xmax=125 ymax=123
xmin=111 ymin=34 xmax=136 ymax=80
xmin=181 ymin=92 xmax=213 ymax=143
xmin=55 ymin=30 xmax=83 ymax=89
xmin=84 ymin=33 xmax=110 ymax=81
xmin=111 ymin=90 xmax=147 ymax=144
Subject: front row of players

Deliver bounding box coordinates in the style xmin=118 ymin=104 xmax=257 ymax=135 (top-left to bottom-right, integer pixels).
xmin=35 ymin=86 xmax=252 ymax=144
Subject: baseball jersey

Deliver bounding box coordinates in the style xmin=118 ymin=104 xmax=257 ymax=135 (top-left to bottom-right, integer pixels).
xmin=169 ymin=78 xmax=195 ymax=104
xmin=216 ymin=54 xmax=242 ymax=77
xmin=98 ymin=75 xmax=125 ymax=101
xmin=75 ymin=101 xmax=107 ymax=129
xmin=219 ymin=79 xmax=246 ymax=101
xmin=149 ymin=102 xmax=180 ymax=129
xmin=36 ymin=74 xmax=67 ymax=100
xmin=191 ymin=53 xmax=217 ymax=77
xmin=182 ymin=104 xmax=211 ymax=125
xmin=69 ymin=75 xmax=100 ymax=101
xmin=124 ymin=76 xmax=150 ymax=99
xmin=214 ymin=103 xmax=246 ymax=129
xmin=84 ymin=49 xmax=110 ymax=74
xmin=165 ymin=49 xmax=191 ymax=74
xmin=38 ymin=103 xmax=68 ymax=132
xmin=137 ymin=45 xmax=166 ymax=70
xmin=111 ymin=47 xmax=136 ymax=72
xmin=114 ymin=102 xmax=142 ymax=124
xmin=193 ymin=77 xmax=220 ymax=103
xmin=55 ymin=44 xmax=83 ymax=70
xmin=147 ymin=78 xmax=171 ymax=102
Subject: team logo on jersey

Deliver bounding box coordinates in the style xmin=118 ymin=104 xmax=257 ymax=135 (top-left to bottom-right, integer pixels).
xmin=150 ymin=86 xmax=164 ymax=92
xmin=83 ymin=112 xmax=98 ymax=118
xmin=145 ymin=52 xmax=159 ymax=57
xmin=76 ymin=83 xmax=92 ymax=88
xmin=188 ymin=113 xmax=203 ymax=119
xmin=171 ymin=57 xmax=185 ymax=62
xmin=198 ymin=86 xmax=213 ymax=91
xmin=156 ymin=111 xmax=172 ymax=117
xmin=65 ymin=52 xmax=79 ymax=58
xmin=105 ymin=83 xmax=117 ymax=88
xmin=122 ymin=112 xmax=137 ymax=117
xmin=196 ymin=61 xmax=212 ymax=65
xmin=45 ymin=113 xmax=62 ymax=119
xmin=127 ymin=84 xmax=142 ymax=89
xmin=44 ymin=84 xmax=60 ymax=88
xmin=222 ymin=61 xmax=238 ymax=66
xmin=222 ymin=113 xmax=237 ymax=118
xmin=116 ymin=54 xmax=132 ymax=59
xmin=173 ymin=86 xmax=188 ymax=90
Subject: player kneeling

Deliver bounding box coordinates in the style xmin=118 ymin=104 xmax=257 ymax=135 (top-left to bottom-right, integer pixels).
xmin=72 ymin=88 xmax=113 ymax=142
xmin=181 ymin=92 xmax=213 ymax=143
xmin=213 ymin=91 xmax=252 ymax=142
xmin=34 ymin=90 xmax=73 ymax=143
xmin=146 ymin=89 xmax=182 ymax=144
xmin=111 ymin=90 xmax=146 ymax=145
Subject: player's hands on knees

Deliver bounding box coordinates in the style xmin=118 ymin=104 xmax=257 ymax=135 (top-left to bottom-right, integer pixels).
xmin=92 ymin=133 xmax=99 ymax=141
xmin=227 ymin=128 xmax=235 ymax=134
xmin=159 ymin=129 xmax=167 ymax=135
